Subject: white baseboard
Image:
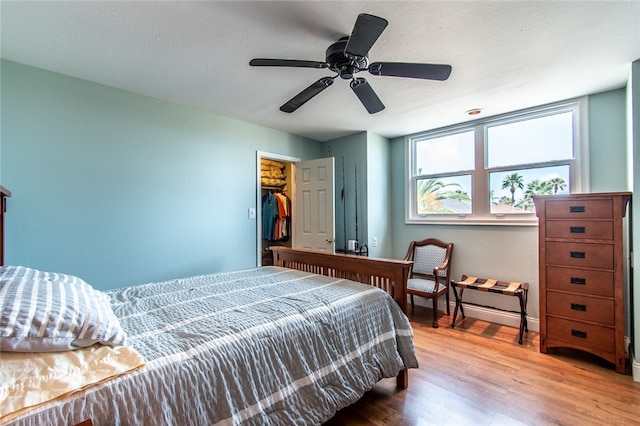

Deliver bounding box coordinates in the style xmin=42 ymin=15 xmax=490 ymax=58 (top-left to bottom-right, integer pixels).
xmin=633 ymin=353 xmax=640 ymax=382
xmin=413 ymin=298 xmax=540 ymax=332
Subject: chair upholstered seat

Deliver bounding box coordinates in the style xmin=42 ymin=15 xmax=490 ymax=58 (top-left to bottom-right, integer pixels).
xmin=403 ymin=238 xmax=454 ymax=328
xmin=407 ymin=278 xmax=444 ymax=294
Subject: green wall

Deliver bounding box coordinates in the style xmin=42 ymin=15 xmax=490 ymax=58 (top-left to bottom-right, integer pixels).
xmin=0 ymin=60 xmax=323 ymax=290
xmin=629 ymin=59 xmax=640 ymax=379
xmin=325 ymin=133 xmax=367 ymax=253
xmin=324 ymin=131 xmax=392 ymax=258
xmin=589 ymin=90 xmax=628 ymax=191
xmin=390 ymin=89 xmax=629 ymax=324
xmin=0 ymin=58 xmax=633 ymax=340
xmin=365 ymin=131 xmax=392 ymax=258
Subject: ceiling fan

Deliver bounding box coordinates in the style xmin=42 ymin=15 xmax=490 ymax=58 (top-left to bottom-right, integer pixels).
xmin=249 ymin=13 xmax=452 ymax=114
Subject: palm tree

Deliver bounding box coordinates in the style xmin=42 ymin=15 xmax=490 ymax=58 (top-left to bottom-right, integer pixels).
xmin=502 ymin=173 xmax=525 ymax=205
xmin=449 ymin=189 xmax=472 ymax=202
xmin=525 ymin=179 xmax=553 ymax=197
xmin=417 ymin=178 xmax=469 ymax=213
xmin=490 ymin=189 xmax=500 ymax=205
xmin=523 ymin=179 xmax=553 ymax=210
xmin=547 ymin=177 xmax=567 ymax=194
xmin=499 ymin=195 xmax=513 ymax=205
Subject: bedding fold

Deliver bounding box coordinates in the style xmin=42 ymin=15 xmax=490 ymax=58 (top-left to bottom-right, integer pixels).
xmin=1 ymin=344 xmax=145 ymax=423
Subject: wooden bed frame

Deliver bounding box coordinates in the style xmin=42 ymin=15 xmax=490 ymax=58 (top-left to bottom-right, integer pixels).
xmin=270 ymin=246 xmax=413 ymax=388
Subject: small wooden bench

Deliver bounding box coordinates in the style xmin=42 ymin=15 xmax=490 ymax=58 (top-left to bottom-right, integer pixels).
xmin=451 ymin=275 xmax=529 ymax=344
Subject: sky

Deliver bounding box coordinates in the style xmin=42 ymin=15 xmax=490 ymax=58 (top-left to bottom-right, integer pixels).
xmin=415 ymin=110 xmax=573 ymax=201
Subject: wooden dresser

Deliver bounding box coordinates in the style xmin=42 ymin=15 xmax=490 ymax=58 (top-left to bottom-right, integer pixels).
xmin=533 ymin=192 xmax=631 ymax=373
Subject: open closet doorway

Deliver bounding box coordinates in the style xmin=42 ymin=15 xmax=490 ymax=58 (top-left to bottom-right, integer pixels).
xmin=256 ymin=151 xmax=336 ymax=266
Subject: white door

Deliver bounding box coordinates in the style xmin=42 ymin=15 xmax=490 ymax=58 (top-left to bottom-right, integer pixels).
xmin=293 ymin=157 xmax=335 ymax=252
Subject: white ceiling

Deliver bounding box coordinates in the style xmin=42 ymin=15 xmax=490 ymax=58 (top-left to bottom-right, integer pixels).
xmin=2 ymin=1 xmax=639 ymax=142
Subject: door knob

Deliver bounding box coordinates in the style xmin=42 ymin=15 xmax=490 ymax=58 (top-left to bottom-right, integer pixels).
xmin=326 ymin=238 xmax=333 ymax=243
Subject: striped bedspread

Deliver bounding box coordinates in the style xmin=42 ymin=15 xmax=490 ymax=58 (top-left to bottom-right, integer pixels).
xmin=7 ymin=266 xmax=418 ymax=425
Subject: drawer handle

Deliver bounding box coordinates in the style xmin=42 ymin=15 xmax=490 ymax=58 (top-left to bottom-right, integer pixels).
xmin=571 ymin=329 xmax=587 ymax=339
xmin=571 ymin=303 xmax=587 ymax=312
xmin=570 ymin=277 xmax=586 ymax=285
xmin=570 ymin=251 xmax=586 ymax=259
xmin=569 ymin=205 xmax=586 ymax=213
xmin=570 ymin=226 xmax=586 ymax=233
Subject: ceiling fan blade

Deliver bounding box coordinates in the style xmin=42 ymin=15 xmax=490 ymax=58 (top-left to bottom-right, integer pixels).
xmin=350 ymin=78 xmax=385 ymax=114
xmin=249 ymin=58 xmax=328 ymax=69
xmin=280 ymin=77 xmax=335 ymax=113
xmin=344 ymin=14 xmax=388 ymax=59
xmin=368 ymin=62 xmax=452 ymax=81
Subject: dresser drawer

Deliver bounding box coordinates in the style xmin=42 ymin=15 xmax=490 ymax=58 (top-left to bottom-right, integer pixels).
xmin=547 ymin=317 xmax=614 ymax=353
xmin=547 ymin=291 xmax=614 ymax=325
xmin=545 ymin=220 xmax=613 ymax=240
xmin=545 ymin=199 xmax=613 ymax=219
xmin=545 ymin=242 xmax=613 ymax=269
xmin=546 ymin=266 xmax=614 ymax=297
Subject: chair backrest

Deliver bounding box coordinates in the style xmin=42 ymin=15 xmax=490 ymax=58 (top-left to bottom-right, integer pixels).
xmin=405 ymin=238 xmax=453 ymax=279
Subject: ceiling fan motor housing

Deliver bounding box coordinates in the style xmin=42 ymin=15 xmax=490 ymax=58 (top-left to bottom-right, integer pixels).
xmin=326 ymin=37 xmax=368 ymax=79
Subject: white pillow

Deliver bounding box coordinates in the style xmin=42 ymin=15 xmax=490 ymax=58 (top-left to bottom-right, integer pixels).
xmin=0 ymin=265 xmax=127 ymax=352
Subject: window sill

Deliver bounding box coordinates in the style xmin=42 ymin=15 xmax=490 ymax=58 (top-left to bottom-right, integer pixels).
xmin=405 ymin=215 xmax=539 ymax=226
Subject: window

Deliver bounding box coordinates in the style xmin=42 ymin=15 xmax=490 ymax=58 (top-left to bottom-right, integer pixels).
xmin=406 ymin=98 xmax=588 ymax=225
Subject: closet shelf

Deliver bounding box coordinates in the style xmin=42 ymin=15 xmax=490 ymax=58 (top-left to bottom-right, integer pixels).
xmin=262 ymin=185 xmax=287 ymax=191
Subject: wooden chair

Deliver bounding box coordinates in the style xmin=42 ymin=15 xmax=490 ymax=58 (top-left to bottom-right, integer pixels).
xmin=403 ymin=238 xmax=454 ymax=328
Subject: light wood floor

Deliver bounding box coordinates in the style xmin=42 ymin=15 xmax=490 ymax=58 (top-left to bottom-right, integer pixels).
xmin=326 ymin=306 xmax=640 ymax=426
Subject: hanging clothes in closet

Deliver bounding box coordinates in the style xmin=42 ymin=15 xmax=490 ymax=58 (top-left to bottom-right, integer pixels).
xmin=262 ymin=192 xmax=292 ymax=241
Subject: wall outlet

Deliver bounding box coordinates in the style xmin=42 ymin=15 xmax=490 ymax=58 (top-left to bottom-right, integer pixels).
xmin=373 ymin=237 xmax=378 ymax=247
xmin=248 ymin=207 xmax=256 ymax=219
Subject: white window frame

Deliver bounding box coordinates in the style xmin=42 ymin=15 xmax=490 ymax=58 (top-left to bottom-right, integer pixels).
xmin=405 ymin=98 xmax=590 ymax=226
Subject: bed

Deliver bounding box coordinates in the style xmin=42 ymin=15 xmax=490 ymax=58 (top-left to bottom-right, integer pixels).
xmin=1 ymin=188 xmax=417 ymax=425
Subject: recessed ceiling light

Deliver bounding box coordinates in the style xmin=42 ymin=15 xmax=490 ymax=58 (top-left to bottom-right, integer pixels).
xmin=465 ymin=108 xmax=483 ymax=116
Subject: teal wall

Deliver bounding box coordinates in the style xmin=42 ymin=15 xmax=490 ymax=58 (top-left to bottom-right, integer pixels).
xmin=0 ymin=58 xmax=634 ymax=337
xmin=629 ymin=59 xmax=640 ymax=378
xmin=325 ymin=133 xmax=367 ymax=253
xmin=390 ymin=89 xmax=630 ymax=322
xmin=324 ymin=131 xmax=392 ymax=258
xmin=365 ymin=131 xmax=392 ymax=258
xmin=589 ymin=89 xmax=628 ymax=191
xmin=0 ymin=60 xmax=323 ymax=290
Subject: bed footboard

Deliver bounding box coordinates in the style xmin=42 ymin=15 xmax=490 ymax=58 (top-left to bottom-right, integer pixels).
xmin=270 ymin=246 xmax=413 ymax=389
xmin=270 ymin=246 xmax=411 ymax=313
